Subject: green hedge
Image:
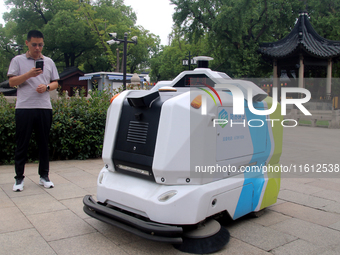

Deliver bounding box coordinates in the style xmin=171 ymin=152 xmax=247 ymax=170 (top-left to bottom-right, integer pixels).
xmin=0 ymin=95 xmax=16 ymax=164
xmin=0 ymin=89 xmax=114 ymax=165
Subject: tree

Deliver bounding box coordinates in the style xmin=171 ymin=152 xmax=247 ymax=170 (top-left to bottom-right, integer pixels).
xmin=0 ymin=21 xmax=22 ymax=81
xmin=43 ymin=9 xmax=96 ymax=68
xmin=2 ymin=0 xmax=160 ymax=74
xmin=170 ymin=0 xmax=305 ymax=78
xmin=125 ymin=27 xmax=160 ymax=74
xmin=150 ymin=32 xmax=209 ymax=81
xmin=3 ymin=0 xmax=96 ymax=68
xmin=71 ymin=0 xmax=160 ymax=73
xmin=305 ymin=0 xmax=340 ymax=83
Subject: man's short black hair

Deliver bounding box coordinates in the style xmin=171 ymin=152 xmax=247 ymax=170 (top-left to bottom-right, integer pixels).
xmin=27 ymin=30 xmax=44 ymax=41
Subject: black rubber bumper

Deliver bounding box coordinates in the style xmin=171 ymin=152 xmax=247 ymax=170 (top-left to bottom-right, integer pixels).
xmin=83 ymin=195 xmax=183 ymax=244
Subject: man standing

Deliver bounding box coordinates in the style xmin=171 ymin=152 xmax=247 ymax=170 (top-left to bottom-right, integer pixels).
xmin=8 ymin=30 xmax=59 ymax=191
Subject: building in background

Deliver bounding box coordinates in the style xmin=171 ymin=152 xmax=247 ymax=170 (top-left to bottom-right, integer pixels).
xmin=79 ymin=72 xmax=149 ymax=92
xmin=59 ymin=67 xmax=88 ymax=96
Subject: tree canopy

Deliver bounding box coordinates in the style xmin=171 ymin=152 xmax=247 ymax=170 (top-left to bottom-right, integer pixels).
xmin=150 ymin=0 xmax=340 ymax=83
xmin=1 ymin=0 xmax=340 ymax=86
xmin=0 ymin=0 xmax=160 ymax=81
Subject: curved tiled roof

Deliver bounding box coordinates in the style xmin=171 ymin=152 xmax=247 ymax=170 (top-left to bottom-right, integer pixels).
xmin=259 ymin=12 xmax=340 ymax=59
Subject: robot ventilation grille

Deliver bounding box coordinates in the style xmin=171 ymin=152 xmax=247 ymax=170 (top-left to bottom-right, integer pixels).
xmin=127 ymin=121 xmax=149 ymax=144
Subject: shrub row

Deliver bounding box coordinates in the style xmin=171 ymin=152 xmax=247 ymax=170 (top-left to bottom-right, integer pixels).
xmin=0 ymin=89 xmax=114 ymax=165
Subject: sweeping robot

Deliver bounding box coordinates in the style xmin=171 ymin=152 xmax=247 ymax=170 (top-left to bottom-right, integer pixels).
xmin=83 ymin=57 xmax=283 ymax=254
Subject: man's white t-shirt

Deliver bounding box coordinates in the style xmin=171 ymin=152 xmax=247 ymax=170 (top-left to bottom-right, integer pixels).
xmin=7 ymin=52 xmax=59 ymax=109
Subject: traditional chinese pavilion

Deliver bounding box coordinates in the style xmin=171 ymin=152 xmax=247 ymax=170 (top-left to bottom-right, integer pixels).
xmin=259 ymin=11 xmax=340 ymax=98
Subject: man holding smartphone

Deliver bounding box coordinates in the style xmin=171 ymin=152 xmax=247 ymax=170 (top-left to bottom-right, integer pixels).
xmin=7 ymin=30 xmax=59 ymax=191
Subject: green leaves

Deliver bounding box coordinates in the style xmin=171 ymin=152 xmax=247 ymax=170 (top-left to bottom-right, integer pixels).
xmin=170 ymin=0 xmax=306 ymax=77
xmin=49 ymin=89 xmax=111 ymax=160
xmin=0 ymin=94 xmax=16 ymax=164
xmin=1 ymin=0 xmax=160 ymax=73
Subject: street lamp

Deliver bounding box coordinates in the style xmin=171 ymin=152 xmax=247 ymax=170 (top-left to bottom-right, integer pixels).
xmin=7 ymin=44 xmax=24 ymax=55
xmin=182 ymin=51 xmax=197 ymax=70
xmin=107 ymin=32 xmax=138 ymax=90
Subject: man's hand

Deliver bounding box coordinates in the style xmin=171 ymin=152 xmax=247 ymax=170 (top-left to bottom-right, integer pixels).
xmin=36 ymin=84 xmax=47 ymax=93
xmin=28 ymin=67 xmax=43 ymax=78
xmin=9 ymin=68 xmax=43 ymax=87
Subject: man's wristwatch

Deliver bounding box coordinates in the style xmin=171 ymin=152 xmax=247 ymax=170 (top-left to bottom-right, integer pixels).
xmin=46 ymin=85 xmax=50 ymax=91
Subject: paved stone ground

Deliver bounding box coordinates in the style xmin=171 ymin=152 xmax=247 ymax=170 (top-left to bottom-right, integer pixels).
xmin=0 ymin=126 xmax=339 ymax=255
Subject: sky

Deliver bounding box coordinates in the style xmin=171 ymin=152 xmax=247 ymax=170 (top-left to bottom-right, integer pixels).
xmin=0 ymin=0 xmax=175 ymax=46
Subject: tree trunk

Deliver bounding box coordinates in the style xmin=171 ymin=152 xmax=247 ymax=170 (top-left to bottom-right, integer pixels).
xmin=64 ymin=53 xmax=70 ymax=68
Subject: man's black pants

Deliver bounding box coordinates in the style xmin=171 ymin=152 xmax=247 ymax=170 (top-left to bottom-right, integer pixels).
xmin=15 ymin=109 xmax=52 ymax=180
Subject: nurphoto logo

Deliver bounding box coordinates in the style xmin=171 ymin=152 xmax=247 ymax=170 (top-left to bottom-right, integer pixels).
xmin=197 ymin=84 xmax=312 ymax=128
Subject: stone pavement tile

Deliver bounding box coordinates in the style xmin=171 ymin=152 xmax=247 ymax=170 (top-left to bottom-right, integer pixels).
xmin=0 ymin=228 xmax=56 ymax=255
xmin=61 ymin=197 xmax=90 ymax=219
xmin=270 ymin=202 xmax=340 ymax=226
xmin=85 ymin=218 xmax=142 ymax=245
xmin=84 ymin=186 xmax=97 ymax=197
xmin=0 ymin=171 xmax=15 ymax=185
xmin=278 ymin=190 xmax=333 ymax=209
xmin=270 ymin=218 xmax=340 ymax=247
xmin=320 ymin=244 xmax=340 ymax=255
xmin=297 ymin=172 xmax=337 ymax=179
xmin=56 ymin=159 xmax=103 ymax=177
xmin=49 ymin=160 xmax=76 ymax=170
xmin=51 ymin=159 xmax=86 ymax=169
xmin=320 ymin=202 xmax=340 ymax=214
xmin=51 ymin=165 xmax=81 ymax=174
xmin=308 ymin=180 xmax=340 ymax=192
xmin=119 ymin=237 xmax=270 ymax=255
xmin=82 ymin=167 xmax=102 ymax=177
xmin=22 ymin=163 xmax=41 ymax=176
xmin=0 ymin=164 xmax=13 ymax=172
xmin=0 ymin=188 xmax=15 ymax=208
xmin=312 ymin=189 xmax=340 ymax=203
xmin=1 ymin=177 xmax=46 ymax=198
xmin=267 ymin=198 xmax=286 ymax=208
xmin=119 ymin=239 xmax=182 ymax=255
xmin=0 ymin=206 xmax=33 ymax=234
xmin=57 ymin=168 xmax=97 ymax=188
xmin=44 ymin=182 xmax=88 ymax=200
xmin=29 ymin=172 xmax=71 ymax=185
xmin=281 ymin=178 xmax=318 ymax=184
xmin=83 ymin=158 xmax=103 ymax=164
xmin=271 ymin=239 xmax=327 ymax=255
xmin=250 ymin=209 xmax=291 ymax=227
xmin=76 ymin=159 xmax=104 ymax=171
xmin=49 ymin=232 xmax=128 ymax=255
xmin=320 ymin=178 xmax=340 ymax=184
xmin=227 ymin=221 xmax=297 ymax=251
xmin=279 ymin=179 xmax=324 ymax=195
xmin=215 ymin=237 xmax=270 ymax=255
xmin=328 ymin=221 xmax=340 ymax=231
xmin=11 ymin=193 xmax=67 ymax=216
xmin=280 ymin=172 xmax=306 ymax=179
xmin=27 ymin=209 xmax=96 ymax=242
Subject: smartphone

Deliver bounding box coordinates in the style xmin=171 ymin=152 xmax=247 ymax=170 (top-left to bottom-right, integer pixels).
xmin=35 ymin=60 xmax=44 ymax=71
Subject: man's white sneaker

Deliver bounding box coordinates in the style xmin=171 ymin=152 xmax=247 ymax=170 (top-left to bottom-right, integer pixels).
xmin=39 ymin=177 xmax=54 ymax=188
xmin=13 ymin=179 xmax=24 ymax=192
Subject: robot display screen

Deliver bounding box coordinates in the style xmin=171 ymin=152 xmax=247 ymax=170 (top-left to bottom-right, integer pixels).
xmin=185 ymin=77 xmax=209 ymax=86
xmin=174 ymin=74 xmax=215 ymax=87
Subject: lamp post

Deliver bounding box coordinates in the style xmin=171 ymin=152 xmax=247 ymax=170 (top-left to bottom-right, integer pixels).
xmin=107 ymin=32 xmax=137 ymax=90
xmin=182 ymin=51 xmax=197 ymax=70
xmin=7 ymin=44 xmax=24 ymax=55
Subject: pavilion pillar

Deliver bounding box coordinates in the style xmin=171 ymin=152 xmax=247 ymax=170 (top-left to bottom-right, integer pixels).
xmin=273 ymin=59 xmax=278 ymax=88
xmin=326 ymin=58 xmax=332 ymax=98
xmin=298 ymin=55 xmax=304 ymax=88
